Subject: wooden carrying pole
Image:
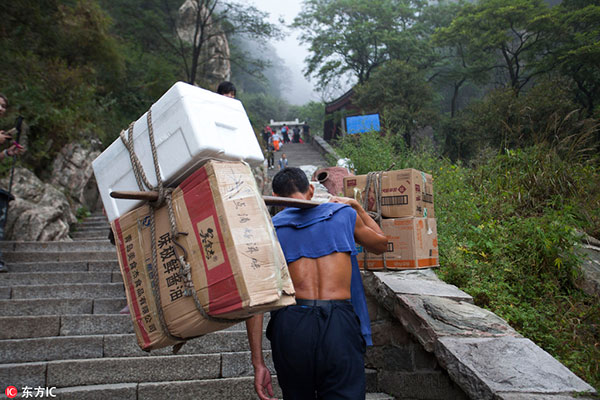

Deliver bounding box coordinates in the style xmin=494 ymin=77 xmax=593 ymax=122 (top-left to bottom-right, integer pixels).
xmin=110 ymin=191 xmax=321 ymax=209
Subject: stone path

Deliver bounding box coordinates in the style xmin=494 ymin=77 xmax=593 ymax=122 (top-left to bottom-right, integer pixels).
xmin=0 ymin=211 xmax=391 ymax=399
xmin=268 ymin=142 xmax=329 ymax=178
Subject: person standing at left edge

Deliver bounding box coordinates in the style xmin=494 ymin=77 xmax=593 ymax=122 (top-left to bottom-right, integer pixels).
xmin=0 ymin=93 xmax=27 ymax=273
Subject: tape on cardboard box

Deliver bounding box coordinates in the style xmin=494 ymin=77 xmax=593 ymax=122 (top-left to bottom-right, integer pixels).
xmin=343 ymin=169 xmax=434 ymax=218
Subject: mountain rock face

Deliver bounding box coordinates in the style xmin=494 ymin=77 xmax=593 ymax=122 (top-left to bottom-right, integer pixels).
xmin=51 ymin=142 xmax=101 ymax=212
xmin=0 ymin=141 xmax=101 ymax=241
xmin=177 ymin=0 xmax=231 ymax=86
xmin=1 ymin=167 xmax=76 ymax=241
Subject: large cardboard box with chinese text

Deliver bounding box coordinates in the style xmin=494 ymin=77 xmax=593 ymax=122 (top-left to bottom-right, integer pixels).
xmin=111 ymin=160 xmax=295 ymax=351
xmin=356 ymin=217 xmax=439 ymax=269
xmin=343 ymin=169 xmax=434 ymax=218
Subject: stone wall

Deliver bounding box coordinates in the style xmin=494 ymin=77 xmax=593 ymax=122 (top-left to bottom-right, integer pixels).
xmin=365 ymin=290 xmax=468 ymax=399
xmin=362 ymin=269 xmax=597 ymax=400
xmin=311 ymin=136 xmax=338 ymax=161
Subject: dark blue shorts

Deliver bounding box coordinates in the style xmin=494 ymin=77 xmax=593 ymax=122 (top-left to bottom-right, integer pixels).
xmin=266 ymin=299 xmax=366 ymax=400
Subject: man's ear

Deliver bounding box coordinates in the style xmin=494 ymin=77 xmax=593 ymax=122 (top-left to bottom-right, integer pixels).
xmin=272 ymin=191 xmax=280 ymax=198
xmin=306 ymin=184 xmax=315 ymax=200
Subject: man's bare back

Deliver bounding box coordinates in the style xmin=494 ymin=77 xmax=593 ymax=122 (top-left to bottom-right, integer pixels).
xmin=288 ymin=252 xmax=352 ymax=300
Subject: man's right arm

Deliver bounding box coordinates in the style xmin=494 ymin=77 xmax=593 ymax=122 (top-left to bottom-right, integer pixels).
xmin=353 ymin=206 xmax=388 ymax=254
xmin=245 ymin=314 xmax=275 ymax=400
xmin=330 ymin=197 xmax=388 ymax=254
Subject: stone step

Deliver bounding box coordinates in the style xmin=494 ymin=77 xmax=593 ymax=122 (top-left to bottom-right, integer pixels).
xmin=81 ymin=219 xmax=107 ymax=225
xmin=8 ymin=283 xmax=125 ymax=299
xmin=76 ymin=221 xmax=110 ymax=229
xmin=366 ymin=394 xmax=394 ymax=400
xmin=51 ymin=382 xmax=390 ymax=400
xmin=0 ymin=313 xmax=252 ymax=340
xmin=0 ymin=240 xmax=114 ymax=252
xmin=15 ymin=354 xmax=222 ymax=386
xmin=3 ymin=251 xmax=117 ymax=263
xmin=0 ymin=298 xmax=127 ymax=316
xmin=0 ymin=332 xmax=267 ymax=364
xmin=2 ymin=360 xmax=380 ymax=398
xmin=46 ymin=377 xmax=278 ymax=400
xmin=70 ymin=232 xmax=111 ymax=239
xmin=71 ymin=236 xmax=111 ymax=241
xmin=71 ymin=227 xmax=111 ymax=233
xmin=71 ymin=225 xmax=111 ymax=232
xmin=103 ymin=332 xmax=262 ymax=358
xmin=89 ymin=216 xmax=106 ymax=221
xmin=5 ymin=260 xmax=119 ymax=273
xmin=71 ymin=225 xmax=110 ymax=231
xmin=0 ymin=272 xmax=115 ymax=286
xmin=70 ymin=233 xmax=110 ymax=240
xmin=0 ymin=327 xmax=265 ymax=358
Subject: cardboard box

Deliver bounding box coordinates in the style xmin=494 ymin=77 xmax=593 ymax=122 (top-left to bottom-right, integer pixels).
xmin=356 ymin=218 xmax=439 ymax=269
xmin=343 ymin=169 xmax=434 ymax=218
xmin=111 ymin=161 xmax=295 ymax=351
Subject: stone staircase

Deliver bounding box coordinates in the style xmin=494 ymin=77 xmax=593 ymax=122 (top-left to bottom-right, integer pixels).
xmin=270 ymin=142 xmax=329 ymax=178
xmin=0 ymin=211 xmax=392 ymax=399
xmin=70 ymin=214 xmax=111 ymax=241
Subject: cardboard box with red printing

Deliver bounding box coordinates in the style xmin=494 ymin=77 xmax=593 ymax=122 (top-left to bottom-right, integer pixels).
xmin=343 ymin=169 xmax=434 ymax=218
xmin=356 ymin=217 xmax=439 ymax=269
xmin=111 ymin=160 xmax=295 ymax=351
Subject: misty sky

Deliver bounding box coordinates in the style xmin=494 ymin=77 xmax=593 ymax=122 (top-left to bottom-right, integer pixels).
xmin=249 ymin=0 xmax=321 ymax=105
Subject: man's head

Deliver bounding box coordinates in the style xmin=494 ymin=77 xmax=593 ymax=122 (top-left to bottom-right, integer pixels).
xmin=217 ymin=81 xmax=236 ymax=98
xmin=272 ymin=167 xmax=313 ymax=199
xmin=281 ymin=153 xmax=286 ymax=159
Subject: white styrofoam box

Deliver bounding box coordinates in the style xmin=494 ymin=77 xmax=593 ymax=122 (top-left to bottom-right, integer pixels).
xmin=93 ymin=81 xmax=264 ymax=221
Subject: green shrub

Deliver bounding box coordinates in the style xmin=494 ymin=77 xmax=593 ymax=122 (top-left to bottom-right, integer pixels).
xmin=334 ymin=136 xmax=600 ymax=390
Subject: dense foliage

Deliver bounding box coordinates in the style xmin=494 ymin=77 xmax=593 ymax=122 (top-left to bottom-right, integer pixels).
xmin=324 ymin=3 xmax=600 ymax=387
xmin=297 ymin=0 xmax=600 ymax=156
xmin=335 ymin=132 xmax=600 ymax=391
xmin=0 ymin=0 xmax=301 ymax=176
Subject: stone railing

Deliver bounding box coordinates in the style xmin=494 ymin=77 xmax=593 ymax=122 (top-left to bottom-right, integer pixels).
xmin=363 ymin=269 xmax=597 ymax=400
xmin=310 ymin=136 xmax=338 ymax=161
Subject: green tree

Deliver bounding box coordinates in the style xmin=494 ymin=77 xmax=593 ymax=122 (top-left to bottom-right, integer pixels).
xmin=542 ymin=0 xmax=600 ymax=116
xmin=293 ymin=0 xmax=426 ymax=94
xmin=287 ymin=101 xmax=326 ymax=135
xmin=446 ymin=74 xmax=598 ymax=160
xmin=0 ymin=0 xmax=126 ymax=174
xmin=437 ymin=0 xmax=553 ymax=95
xmin=102 ymin=0 xmax=281 ymax=86
xmin=353 ymin=60 xmax=436 ymax=145
xmin=429 ymin=0 xmax=492 ymax=118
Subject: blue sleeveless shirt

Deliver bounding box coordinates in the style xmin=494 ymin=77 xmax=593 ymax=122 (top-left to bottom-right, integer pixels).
xmin=272 ymin=203 xmax=373 ymax=345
